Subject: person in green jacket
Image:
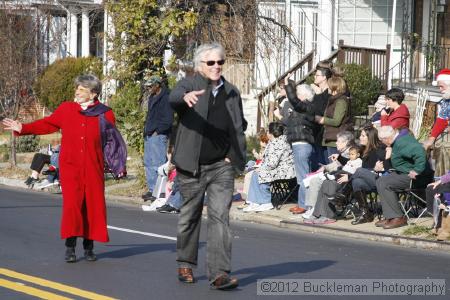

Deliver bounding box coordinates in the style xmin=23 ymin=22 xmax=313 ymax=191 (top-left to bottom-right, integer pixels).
xmin=375 ymin=125 xmax=433 ymax=229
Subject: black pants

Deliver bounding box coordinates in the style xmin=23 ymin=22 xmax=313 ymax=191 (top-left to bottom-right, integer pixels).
xmin=30 ymin=153 xmax=51 ymax=173
xmin=65 ymin=237 xmax=94 ymax=250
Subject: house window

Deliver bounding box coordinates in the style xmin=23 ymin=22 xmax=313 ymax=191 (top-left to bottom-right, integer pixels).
xmin=337 ymin=0 xmax=408 ymax=48
xmin=298 ymin=11 xmax=306 ymax=57
xmin=312 ymin=12 xmax=318 ymax=51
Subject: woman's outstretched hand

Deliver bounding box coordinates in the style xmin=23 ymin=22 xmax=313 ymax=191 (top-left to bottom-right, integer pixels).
xmin=2 ymin=118 xmax=22 ymax=133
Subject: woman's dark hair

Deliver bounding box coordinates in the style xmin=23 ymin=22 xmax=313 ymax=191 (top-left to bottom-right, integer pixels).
xmin=360 ymin=125 xmax=381 ymax=158
xmin=385 ymin=88 xmax=405 ymax=104
xmin=268 ymin=122 xmax=285 ymax=138
xmin=316 ymin=66 xmax=333 ymax=79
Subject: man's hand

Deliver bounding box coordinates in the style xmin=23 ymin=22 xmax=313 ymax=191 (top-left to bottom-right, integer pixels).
xmin=423 ymin=137 xmax=435 ymax=150
xmin=183 ymin=90 xmax=205 ymax=107
xmin=2 ymin=118 xmax=22 ymax=133
xmin=428 ymin=180 xmax=441 ymax=189
xmin=385 ymin=146 xmax=392 ymax=159
xmin=408 ymin=170 xmax=418 ymax=179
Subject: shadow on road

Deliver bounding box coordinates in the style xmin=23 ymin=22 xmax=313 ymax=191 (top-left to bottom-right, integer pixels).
xmin=98 ymin=242 xmax=206 ymax=259
xmin=233 ymin=260 xmax=336 ymax=287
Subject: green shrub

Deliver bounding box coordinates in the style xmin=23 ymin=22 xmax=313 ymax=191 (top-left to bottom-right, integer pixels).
xmin=110 ymin=82 xmax=145 ymax=156
xmin=34 ymin=57 xmax=103 ymax=110
xmin=338 ymin=63 xmax=383 ymax=116
xmin=16 ymin=135 xmax=40 ymax=153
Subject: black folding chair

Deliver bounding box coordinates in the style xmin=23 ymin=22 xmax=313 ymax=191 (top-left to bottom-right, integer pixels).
xmin=270 ymin=178 xmax=298 ymax=209
xmin=398 ymin=178 xmax=433 ymax=224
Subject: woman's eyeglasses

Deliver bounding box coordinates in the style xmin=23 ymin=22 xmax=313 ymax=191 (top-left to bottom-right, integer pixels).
xmin=202 ymin=60 xmax=225 ymax=66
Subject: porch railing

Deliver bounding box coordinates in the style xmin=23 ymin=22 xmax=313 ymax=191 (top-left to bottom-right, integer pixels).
xmin=255 ymin=40 xmax=390 ymax=130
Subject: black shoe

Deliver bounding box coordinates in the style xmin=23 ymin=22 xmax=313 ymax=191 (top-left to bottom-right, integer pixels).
xmin=142 ymin=192 xmax=156 ymax=202
xmin=210 ymin=275 xmax=239 ymax=290
xmin=84 ymin=250 xmax=97 ymax=261
xmin=24 ymin=177 xmax=39 ymax=186
xmin=65 ymin=247 xmax=76 ymax=263
xmin=157 ymin=204 xmax=180 ymax=214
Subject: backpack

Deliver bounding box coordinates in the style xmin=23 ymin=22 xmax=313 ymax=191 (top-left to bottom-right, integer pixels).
xmin=81 ymin=102 xmax=127 ymax=179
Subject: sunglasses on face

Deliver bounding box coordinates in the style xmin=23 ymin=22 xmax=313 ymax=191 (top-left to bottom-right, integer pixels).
xmin=201 ymin=60 xmax=225 ymax=66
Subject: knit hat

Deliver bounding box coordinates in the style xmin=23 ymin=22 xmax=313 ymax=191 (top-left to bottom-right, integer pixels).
xmin=432 ymin=69 xmax=450 ymax=86
xmin=144 ymin=75 xmax=162 ymax=86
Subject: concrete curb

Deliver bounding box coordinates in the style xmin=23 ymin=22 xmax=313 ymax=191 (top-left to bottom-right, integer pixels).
xmin=2 ymin=176 xmax=450 ymax=252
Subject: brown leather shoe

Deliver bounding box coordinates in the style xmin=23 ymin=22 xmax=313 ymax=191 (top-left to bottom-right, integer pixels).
xmin=375 ymin=219 xmax=389 ymax=227
xmin=291 ymin=207 xmax=306 ymax=214
xmin=289 ymin=206 xmax=299 ymax=212
xmin=383 ymin=217 xmax=407 ymax=229
xmin=210 ymin=275 xmax=239 ymax=290
xmin=178 ymin=268 xmax=195 ymax=283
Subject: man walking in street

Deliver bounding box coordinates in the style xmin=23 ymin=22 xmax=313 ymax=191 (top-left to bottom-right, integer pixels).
xmin=142 ymin=76 xmax=173 ymax=202
xmin=169 ymin=42 xmax=246 ymax=290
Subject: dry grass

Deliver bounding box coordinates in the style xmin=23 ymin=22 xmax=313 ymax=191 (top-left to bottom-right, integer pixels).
xmin=107 ymin=180 xmax=147 ymax=197
xmin=0 ymin=165 xmax=29 ymax=179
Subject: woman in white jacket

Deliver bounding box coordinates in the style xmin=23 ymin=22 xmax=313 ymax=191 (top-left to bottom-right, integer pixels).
xmin=244 ymin=122 xmax=296 ymax=212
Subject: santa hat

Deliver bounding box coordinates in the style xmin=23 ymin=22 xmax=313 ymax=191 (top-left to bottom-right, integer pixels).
xmin=432 ymin=69 xmax=450 ymax=86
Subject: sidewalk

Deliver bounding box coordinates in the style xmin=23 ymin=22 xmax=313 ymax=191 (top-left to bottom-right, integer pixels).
xmin=2 ymin=174 xmax=450 ymax=252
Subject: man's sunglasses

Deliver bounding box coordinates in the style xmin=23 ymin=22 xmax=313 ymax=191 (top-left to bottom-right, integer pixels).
xmin=201 ymin=60 xmax=225 ymax=66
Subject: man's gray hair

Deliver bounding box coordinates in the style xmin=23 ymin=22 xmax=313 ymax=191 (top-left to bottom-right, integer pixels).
xmin=378 ymin=125 xmax=397 ymax=139
xmin=296 ymin=84 xmax=315 ymax=102
xmin=193 ymin=43 xmax=225 ymax=71
xmin=336 ymin=131 xmax=354 ymax=144
xmin=74 ymin=74 xmax=102 ymax=95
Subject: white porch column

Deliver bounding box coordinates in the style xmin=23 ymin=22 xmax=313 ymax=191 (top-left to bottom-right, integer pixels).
xmin=102 ymin=10 xmax=116 ymax=101
xmin=66 ymin=9 xmax=78 ymax=57
xmin=318 ymin=0 xmax=333 ymax=61
xmin=81 ymin=9 xmax=90 ymax=57
xmin=419 ymin=0 xmax=432 ymax=79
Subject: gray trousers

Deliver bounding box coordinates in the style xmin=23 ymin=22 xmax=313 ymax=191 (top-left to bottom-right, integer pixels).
xmin=176 ymin=160 xmax=234 ymax=282
xmin=376 ymin=173 xmax=410 ymax=219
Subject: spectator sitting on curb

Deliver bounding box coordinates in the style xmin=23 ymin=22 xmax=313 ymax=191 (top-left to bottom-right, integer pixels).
xmin=243 ymin=122 xmax=296 ymax=213
xmin=24 ymin=142 xmax=60 ymax=187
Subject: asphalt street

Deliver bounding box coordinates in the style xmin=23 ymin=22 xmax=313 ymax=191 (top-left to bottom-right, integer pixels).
xmin=1 ymin=185 xmax=450 ymax=299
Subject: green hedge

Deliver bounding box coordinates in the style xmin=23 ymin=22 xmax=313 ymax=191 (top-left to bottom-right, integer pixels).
xmin=34 ymin=57 xmax=103 ymax=110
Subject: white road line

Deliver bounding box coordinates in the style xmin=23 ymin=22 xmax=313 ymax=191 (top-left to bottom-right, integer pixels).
xmin=107 ymin=225 xmax=177 ymax=241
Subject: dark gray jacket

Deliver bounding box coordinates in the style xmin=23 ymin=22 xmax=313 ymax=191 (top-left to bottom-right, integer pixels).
xmin=169 ymin=74 xmax=247 ymax=175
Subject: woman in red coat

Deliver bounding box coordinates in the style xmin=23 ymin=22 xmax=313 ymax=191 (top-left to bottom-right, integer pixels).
xmin=2 ymin=74 xmax=115 ymax=263
xmin=380 ymin=88 xmax=410 ymax=129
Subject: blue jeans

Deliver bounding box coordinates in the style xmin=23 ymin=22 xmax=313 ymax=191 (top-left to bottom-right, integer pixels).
xmin=144 ymin=134 xmax=168 ymax=192
xmin=292 ymin=143 xmax=313 ymax=208
xmin=167 ymin=177 xmax=183 ymax=210
xmin=247 ymin=171 xmax=271 ymax=205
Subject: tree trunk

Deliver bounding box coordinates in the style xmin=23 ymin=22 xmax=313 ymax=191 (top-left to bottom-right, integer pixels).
xmin=9 ymin=132 xmax=16 ymax=167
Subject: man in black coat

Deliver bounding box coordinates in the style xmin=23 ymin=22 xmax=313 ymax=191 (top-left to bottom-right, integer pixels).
xmin=169 ymin=42 xmax=246 ymax=290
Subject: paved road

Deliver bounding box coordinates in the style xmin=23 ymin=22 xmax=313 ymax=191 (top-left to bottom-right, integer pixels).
xmin=1 ymin=185 xmax=449 ymax=299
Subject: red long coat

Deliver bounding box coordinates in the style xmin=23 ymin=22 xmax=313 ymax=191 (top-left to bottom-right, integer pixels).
xmin=18 ymin=101 xmax=115 ymax=242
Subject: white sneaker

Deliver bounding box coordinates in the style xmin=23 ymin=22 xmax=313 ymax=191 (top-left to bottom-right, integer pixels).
xmin=254 ymin=203 xmax=274 ymax=212
xmin=36 ymin=179 xmax=57 ymax=189
xmin=302 ymin=208 xmax=314 ymax=220
xmin=243 ymin=202 xmax=260 ymax=212
xmin=142 ymin=198 xmax=167 ymax=212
